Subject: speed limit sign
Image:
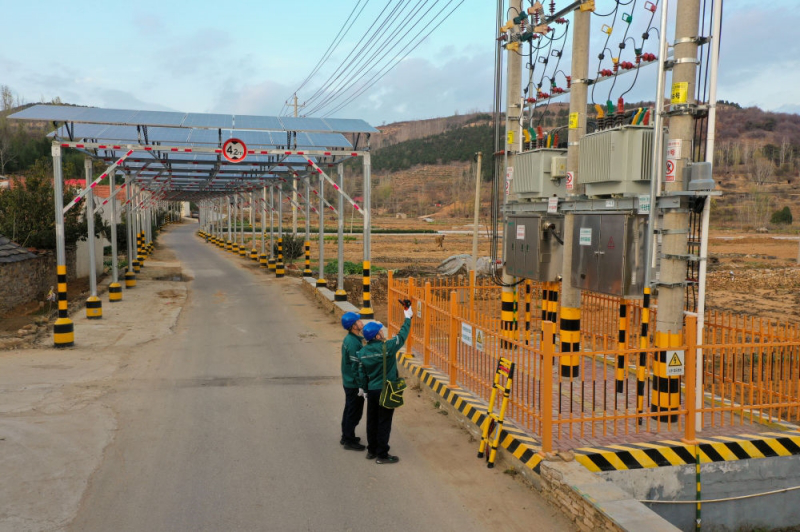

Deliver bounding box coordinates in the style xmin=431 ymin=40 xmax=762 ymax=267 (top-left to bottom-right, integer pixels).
xmin=222 ymin=138 xmax=247 ymax=163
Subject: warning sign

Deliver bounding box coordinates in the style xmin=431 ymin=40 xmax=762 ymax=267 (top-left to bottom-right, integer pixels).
xmin=671 ymin=82 xmax=689 ymax=105
xmin=579 ymin=227 xmax=592 ymax=246
xmin=569 ymin=112 xmax=579 ymax=129
xmin=566 ymin=171 xmax=574 ymax=190
xmin=665 ymin=159 xmax=676 ymax=182
xmin=666 ymin=350 xmax=685 ymax=376
xmin=461 ymin=323 xmax=473 ymax=347
xmin=607 ymin=236 xmax=615 ymax=249
xmin=516 ymin=224 xmax=526 ymax=240
xmin=476 ymin=329 xmax=485 ymax=352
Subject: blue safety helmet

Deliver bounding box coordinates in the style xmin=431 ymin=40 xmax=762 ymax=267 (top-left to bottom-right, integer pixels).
xmin=362 ymin=321 xmax=384 ymax=341
xmin=341 ymin=312 xmax=360 ymax=331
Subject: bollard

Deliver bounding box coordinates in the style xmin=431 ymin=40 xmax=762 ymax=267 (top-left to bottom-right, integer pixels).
xmin=125 ymin=270 xmax=136 ymax=289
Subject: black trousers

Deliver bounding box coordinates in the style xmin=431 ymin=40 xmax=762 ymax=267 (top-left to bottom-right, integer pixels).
xmin=341 ymin=387 xmax=365 ymax=443
xmin=366 ymin=389 xmax=395 ymax=457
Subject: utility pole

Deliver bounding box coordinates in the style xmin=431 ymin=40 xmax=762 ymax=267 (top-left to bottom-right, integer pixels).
xmin=471 ymin=152 xmax=483 ymax=271
xmin=653 ymin=0 xmax=702 ymax=422
xmin=501 ymin=0 xmax=523 ymax=344
xmin=558 ymin=3 xmax=591 ymax=378
xmin=289 ymin=94 xmax=306 ymax=238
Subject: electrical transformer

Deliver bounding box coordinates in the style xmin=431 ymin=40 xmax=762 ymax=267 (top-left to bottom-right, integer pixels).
xmin=579 ymin=125 xmax=655 ymax=197
xmin=570 ymin=213 xmax=648 ymax=298
xmin=504 ymin=214 xmax=564 ymax=282
xmin=511 ymin=148 xmax=568 ymax=199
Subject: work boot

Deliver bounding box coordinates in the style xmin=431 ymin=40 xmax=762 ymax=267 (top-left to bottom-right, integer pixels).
xmin=343 ymin=441 xmax=366 ymax=451
xmin=375 ymin=455 xmax=400 ymax=464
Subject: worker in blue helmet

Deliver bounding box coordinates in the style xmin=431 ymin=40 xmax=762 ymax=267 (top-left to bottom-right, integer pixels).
xmin=340 ymin=312 xmax=366 ymax=450
xmin=356 ymin=303 xmax=414 ymax=464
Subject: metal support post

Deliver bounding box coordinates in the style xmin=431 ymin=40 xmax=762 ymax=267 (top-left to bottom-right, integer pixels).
xmin=250 ymin=191 xmax=257 ymax=260
xmin=316 ymin=173 xmax=327 ymax=288
xmin=84 ymin=158 xmax=102 ymax=319
xmin=239 ymin=196 xmax=246 ymax=257
xmin=304 ymin=178 xmax=312 ymax=277
xmin=335 ymin=163 xmax=347 ymax=302
xmin=276 ymin=189 xmax=285 ymax=277
xmin=269 ymin=186 xmax=276 ymax=270
xmin=360 ymin=152 xmax=373 ymax=319
xmin=260 ymin=186 xmax=268 ymax=267
xmin=124 ymin=172 xmax=136 ymax=289
xmin=51 ymin=144 xmax=74 ymax=346
xmin=109 ymin=171 xmax=122 ymax=303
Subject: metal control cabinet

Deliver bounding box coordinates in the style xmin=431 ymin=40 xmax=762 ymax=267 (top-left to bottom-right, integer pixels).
xmin=579 ymin=125 xmax=655 ymax=197
xmin=505 ymin=214 xmax=563 ymax=281
xmin=511 ymin=149 xmax=568 ymax=199
xmin=570 ymin=213 xmax=648 ymax=298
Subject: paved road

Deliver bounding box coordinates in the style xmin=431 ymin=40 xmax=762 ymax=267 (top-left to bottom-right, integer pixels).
xmin=68 ymin=223 xmax=570 ymax=532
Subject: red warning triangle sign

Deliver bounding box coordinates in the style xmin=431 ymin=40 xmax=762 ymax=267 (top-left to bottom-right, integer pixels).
xmin=607 ymin=236 xmax=615 ymax=249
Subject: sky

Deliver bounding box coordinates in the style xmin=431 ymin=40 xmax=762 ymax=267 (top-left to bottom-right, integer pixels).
xmin=1 ymin=0 xmax=797 ymax=126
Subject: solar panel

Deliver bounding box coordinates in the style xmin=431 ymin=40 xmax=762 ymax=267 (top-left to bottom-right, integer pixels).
xmin=182 ymin=113 xmax=233 ymax=129
xmin=323 ymin=118 xmax=379 ymax=133
xmin=302 ymin=132 xmax=352 ymax=148
xmin=9 ymin=105 xmax=89 ymax=122
xmin=78 ymin=108 xmax=139 ymax=124
xmin=279 ymin=116 xmax=333 ymax=132
xmin=130 ymin=111 xmax=187 ymax=127
xmin=235 ymin=115 xmax=283 ymax=130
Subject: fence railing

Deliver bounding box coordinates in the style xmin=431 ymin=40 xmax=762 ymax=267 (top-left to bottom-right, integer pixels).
xmin=388 ymin=272 xmax=800 ymax=450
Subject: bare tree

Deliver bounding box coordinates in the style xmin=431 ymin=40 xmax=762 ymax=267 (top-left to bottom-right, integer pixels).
xmin=749 ymin=155 xmax=774 ymax=186
xmin=780 ymin=136 xmax=793 ymax=167
xmin=0 ymin=122 xmax=15 ymax=175
xmin=0 ymin=85 xmax=13 ymax=112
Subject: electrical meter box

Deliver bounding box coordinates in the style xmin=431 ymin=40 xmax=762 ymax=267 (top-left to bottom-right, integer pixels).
xmin=504 ymin=214 xmax=564 ymax=281
xmin=570 ymin=213 xmax=648 ymax=298
xmin=579 ymin=125 xmax=655 ymax=197
xmin=511 ymin=148 xmax=568 ymax=199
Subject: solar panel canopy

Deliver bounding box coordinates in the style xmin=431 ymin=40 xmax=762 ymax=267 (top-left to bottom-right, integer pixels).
xmin=11 ymin=104 xmax=377 ymax=201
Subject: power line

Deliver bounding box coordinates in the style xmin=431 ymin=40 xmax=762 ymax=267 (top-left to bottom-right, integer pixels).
xmin=322 ymin=0 xmax=464 ymax=117
xmin=281 ymin=0 xmax=370 ymax=116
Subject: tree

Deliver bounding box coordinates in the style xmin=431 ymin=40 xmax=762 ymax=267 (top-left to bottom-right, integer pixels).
xmin=0 ymin=158 xmax=102 ymax=249
xmin=0 ymin=120 xmax=16 ymax=175
xmin=749 ymin=155 xmax=774 ymax=186
xmin=770 ymin=206 xmax=793 ymax=225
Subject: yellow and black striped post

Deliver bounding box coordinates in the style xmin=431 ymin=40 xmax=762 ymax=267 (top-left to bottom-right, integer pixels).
xmin=335 ymin=288 xmax=347 ymax=302
xmin=559 ymin=307 xmax=580 ymax=378
xmin=109 ymin=282 xmax=122 ymax=302
xmin=86 ymin=296 xmax=102 ymax=319
xmin=125 ymin=270 xmax=136 ymax=289
xmin=303 ymin=241 xmax=312 ymax=277
xmin=137 ymin=232 xmax=146 ymax=268
xmin=232 ymin=241 xmax=239 ymax=255
xmin=259 ymin=252 xmax=268 ymax=268
xmin=268 ymin=256 xmax=276 ymax=271
xmin=360 ymin=261 xmax=373 ymax=319
xmin=651 ymin=330 xmax=681 ymax=422
xmin=547 ymin=283 xmax=558 ymax=323
xmin=276 ymin=237 xmax=284 ymax=278
xmin=239 ymin=242 xmax=246 ymax=257
xmin=541 ymin=283 xmax=549 ymax=324
xmin=500 ymin=288 xmax=516 ymax=348
xmin=54 ymin=265 xmax=75 ymax=347
xmin=637 ymin=287 xmax=651 ymax=423
xmin=226 ymin=239 xmax=233 ymax=252
xmin=250 ymin=246 xmax=258 ymax=261
xmin=524 ymin=280 xmax=532 ymax=345
xmin=616 ymin=302 xmax=628 ymax=394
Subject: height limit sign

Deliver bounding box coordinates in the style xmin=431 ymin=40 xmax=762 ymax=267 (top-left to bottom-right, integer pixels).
xmin=222 ymin=138 xmax=248 ymax=163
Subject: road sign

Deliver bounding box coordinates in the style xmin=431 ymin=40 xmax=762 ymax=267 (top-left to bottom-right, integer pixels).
xmin=222 ymin=138 xmax=247 ymax=163
xmin=665 ymin=159 xmax=676 ymax=182
xmin=666 ymin=350 xmax=685 ymax=376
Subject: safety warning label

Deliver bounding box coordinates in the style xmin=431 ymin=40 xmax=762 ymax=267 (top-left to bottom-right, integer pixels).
xmin=666 ymin=350 xmax=685 ymax=376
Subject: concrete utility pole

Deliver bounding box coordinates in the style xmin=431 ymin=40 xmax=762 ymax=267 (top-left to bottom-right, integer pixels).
xmin=500 ymin=0 xmax=523 ymax=343
xmin=653 ymin=0 xmax=702 ymax=421
xmin=558 ymin=4 xmax=591 ymax=378
xmin=471 ymin=152 xmax=482 ymax=271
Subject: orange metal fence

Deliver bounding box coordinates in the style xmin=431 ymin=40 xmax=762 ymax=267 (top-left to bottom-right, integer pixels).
xmin=388 ymin=273 xmax=800 ymax=451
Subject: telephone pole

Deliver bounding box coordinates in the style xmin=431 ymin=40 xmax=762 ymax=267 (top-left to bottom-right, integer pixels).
xmin=558 ymin=4 xmax=591 ymax=378
xmin=652 ymin=0 xmax=702 ymax=421
xmin=501 ymin=0 xmax=523 ymax=344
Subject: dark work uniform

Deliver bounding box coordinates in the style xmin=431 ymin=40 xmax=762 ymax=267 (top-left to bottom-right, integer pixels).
xmin=341 ymin=331 xmax=365 ymax=444
xmin=356 ymin=318 xmax=411 ymax=458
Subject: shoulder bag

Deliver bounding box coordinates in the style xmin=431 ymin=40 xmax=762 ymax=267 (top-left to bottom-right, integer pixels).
xmin=379 ymin=342 xmax=407 ymax=409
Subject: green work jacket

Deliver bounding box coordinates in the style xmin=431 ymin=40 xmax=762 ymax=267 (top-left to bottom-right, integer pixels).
xmin=356 ymin=318 xmax=411 ymax=391
xmin=341 ymin=332 xmax=364 ymax=389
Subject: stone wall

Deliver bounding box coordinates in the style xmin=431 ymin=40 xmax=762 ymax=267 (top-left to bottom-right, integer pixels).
xmin=0 ymin=246 xmax=77 ymax=315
